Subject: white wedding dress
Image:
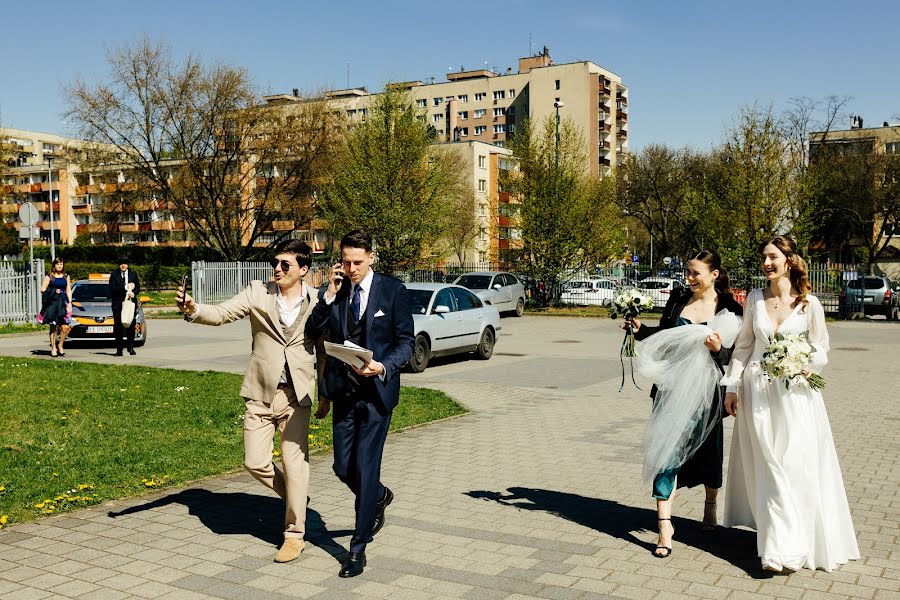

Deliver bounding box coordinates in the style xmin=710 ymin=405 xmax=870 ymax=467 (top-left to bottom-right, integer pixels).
xmin=721 ymin=289 xmax=859 ymax=572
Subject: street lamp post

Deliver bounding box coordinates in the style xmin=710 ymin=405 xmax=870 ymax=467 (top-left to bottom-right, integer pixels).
xmin=46 ymin=157 xmax=56 ymax=261
xmin=553 ymin=100 xmax=565 ymax=168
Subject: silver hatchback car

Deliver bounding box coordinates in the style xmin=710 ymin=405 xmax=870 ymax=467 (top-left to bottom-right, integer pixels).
xmin=452 ymin=271 xmax=526 ymax=317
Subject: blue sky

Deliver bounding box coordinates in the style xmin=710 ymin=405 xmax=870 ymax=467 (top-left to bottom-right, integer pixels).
xmin=1 ymin=0 xmax=896 ymax=151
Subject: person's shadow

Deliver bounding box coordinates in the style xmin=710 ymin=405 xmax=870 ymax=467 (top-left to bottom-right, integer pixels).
xmin=466 ymin=487 xmax=769 ymax=578
xmin=108 ymin=489 xmax=349 ymax=562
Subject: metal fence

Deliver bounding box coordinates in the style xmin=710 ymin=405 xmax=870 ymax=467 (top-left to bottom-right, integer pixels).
xmin=0 ymin=260 xmax=45 ymax=323
xmin=189 ymin=260 xmax=862 ymax=313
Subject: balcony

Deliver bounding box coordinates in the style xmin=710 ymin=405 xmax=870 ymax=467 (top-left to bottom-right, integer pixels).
xmin=119 ymin=223 xmax=139 ymax=233
xmin=618 ymin=128 xmax=628 ymax=138
xmin=499 ymin=191 xmax=510 ymax=203
xmin=599 ymin=158 xmax=612 ymax=167
xmin=77 ymin=223 xmax=108 ymax=234
xmin=617 ymin=113 xmax=628 ymax=123
xmin=38 ymin=221 xmax=60 ymax=230
xmin=498 ymin=216 xmax=511 ymax=227
xmin=150 ymin=220 xmax=175 ymax=231
xmin=272 ymin=220 xmax=295 ymax=231
xmin=29 ymin=183 xmax=42 ymax=193
xmin=0 ymin=203 xmax=18 ymax=213
xmin=599 ymin=123 xmax=612 ymax=133
xmin=616 ymin=94 xmax=627 ymax=105
xmin=600 ymin=141 xmax=611 ymax=150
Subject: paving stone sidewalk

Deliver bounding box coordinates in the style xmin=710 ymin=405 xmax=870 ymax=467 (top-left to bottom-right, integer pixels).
xmin=1 ymin=318 xmax=898 ymax=599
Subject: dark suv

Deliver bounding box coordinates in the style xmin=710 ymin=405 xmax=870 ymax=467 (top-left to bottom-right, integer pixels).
xmin=839 ymin=276 xmax=900 ymax=320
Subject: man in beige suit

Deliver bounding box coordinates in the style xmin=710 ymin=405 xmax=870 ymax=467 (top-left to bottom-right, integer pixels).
xmin=176 ymin=239 xmax=328 ymax=563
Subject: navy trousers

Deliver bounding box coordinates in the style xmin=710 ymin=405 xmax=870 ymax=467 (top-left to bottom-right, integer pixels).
xmin=332 ymin=386 xmax=391 ymax=553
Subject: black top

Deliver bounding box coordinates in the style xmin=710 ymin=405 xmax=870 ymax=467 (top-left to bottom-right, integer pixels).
xmin=633 ymin=287 xmax=744 ymax=398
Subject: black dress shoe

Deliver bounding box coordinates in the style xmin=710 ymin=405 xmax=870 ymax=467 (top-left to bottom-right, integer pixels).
xmin=128 ymin=348 xmax=136 ymax=355
xmin=372 ymin=487 xmax=393 ymax=537
xmin=339 ymin=551 xmax=366 ymax=578
xmin=114 ymin=351 xmax=123 ymax=357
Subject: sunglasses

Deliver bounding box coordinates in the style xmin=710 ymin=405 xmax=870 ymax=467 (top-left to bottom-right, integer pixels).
xmin=270 ymin=259 xmax=295 ymax=271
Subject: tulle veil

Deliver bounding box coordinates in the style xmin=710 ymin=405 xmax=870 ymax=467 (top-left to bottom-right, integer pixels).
xmin=634 ymin=309 xmax=742 ymax=485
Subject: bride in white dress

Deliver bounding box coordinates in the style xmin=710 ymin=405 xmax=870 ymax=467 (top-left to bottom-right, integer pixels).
xmin=721 ymin=235 xmax=859 ymax=573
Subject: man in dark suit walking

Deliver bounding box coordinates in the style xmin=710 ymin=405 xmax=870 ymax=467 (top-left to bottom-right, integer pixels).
xmin=109 ymin=255 xmax=141 ymax=356
xmin=306 ymin=230 xmax=414 ymax=578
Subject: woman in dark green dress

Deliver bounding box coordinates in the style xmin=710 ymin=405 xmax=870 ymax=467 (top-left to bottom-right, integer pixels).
xmin=630 ymin=250 xmax=743 ymax=557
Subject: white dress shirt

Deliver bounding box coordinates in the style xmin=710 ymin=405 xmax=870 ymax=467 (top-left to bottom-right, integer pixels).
xmin=276 ymin=283 xmax=310 ymax=328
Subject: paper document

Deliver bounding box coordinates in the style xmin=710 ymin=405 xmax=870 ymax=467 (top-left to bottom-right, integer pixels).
xmin=324 ymin=340 xmax=374 ymax=369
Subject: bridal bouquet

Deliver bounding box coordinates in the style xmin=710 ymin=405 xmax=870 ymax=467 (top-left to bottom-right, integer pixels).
xmin=761 ymin=332 xmax=826 ymax=391
xmin=609 ymin=289 xmax=654 ymax=357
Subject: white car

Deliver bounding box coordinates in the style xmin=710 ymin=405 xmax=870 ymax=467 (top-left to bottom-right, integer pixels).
xmin=452 ymin=271 xmax=526 ymax=317
xmin=638 ymin=277 xmax=686 ymax=307
xmin=559 ymin=278 xmax=618 ymax=306
xmin=404 ymin=283 xmax=502 ymax=372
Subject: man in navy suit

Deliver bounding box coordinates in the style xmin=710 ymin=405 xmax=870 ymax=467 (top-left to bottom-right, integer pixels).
xmin=306 ymin=230 xmax=414 ymax=578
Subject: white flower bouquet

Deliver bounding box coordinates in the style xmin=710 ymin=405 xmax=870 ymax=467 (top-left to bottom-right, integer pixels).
xmin=609 ymin=289 xmax=654 ymax=357
xmin=761 ymin=332 xmax=826 ymax=391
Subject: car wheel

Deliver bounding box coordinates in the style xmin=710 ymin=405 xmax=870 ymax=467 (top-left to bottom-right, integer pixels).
xmin=475 ymin=327 xmax=495 ymax=360
xmin=408 ymin=335 xmax=430 ymax=372
xmin=514 ymin=297 xmax=525 ymax=317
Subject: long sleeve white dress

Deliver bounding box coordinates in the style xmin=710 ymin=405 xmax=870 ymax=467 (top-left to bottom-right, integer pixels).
xmin=721 ymin=289 xmax=859 ymax=572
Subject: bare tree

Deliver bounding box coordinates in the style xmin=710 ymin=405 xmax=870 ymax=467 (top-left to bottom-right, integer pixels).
xmin=65 ymin=37 xmax=342 ymax=259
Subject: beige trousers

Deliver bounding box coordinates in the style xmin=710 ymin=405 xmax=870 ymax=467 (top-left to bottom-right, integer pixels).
xmin=243 ymin=388 xmax=310 ymax=540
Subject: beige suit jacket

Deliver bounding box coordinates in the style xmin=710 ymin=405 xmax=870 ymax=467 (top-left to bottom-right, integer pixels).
xmin=190 ymin=280 xmax=323 ymax=406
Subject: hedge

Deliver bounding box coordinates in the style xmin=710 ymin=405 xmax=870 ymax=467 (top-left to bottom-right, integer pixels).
xmin=42 ymin=263 xmax=191 ymax=290
xmin=33 ymin=245 xmax=224 ymax=264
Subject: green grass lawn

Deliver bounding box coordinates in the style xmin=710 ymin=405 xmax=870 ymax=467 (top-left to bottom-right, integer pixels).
xmin=0 ymin=322 xmax=43 ymax=335
xmin=526 ymin=305 xmax=615 ymax=318
xmin=141 ymin=289 xmax=180 ymax=306
xmin=0 ymin=357 xmax=465 ymax=528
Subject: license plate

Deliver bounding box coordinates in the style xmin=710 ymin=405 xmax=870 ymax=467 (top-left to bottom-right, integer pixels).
xmin=864 ymin=297 xmax=874 ymax=303
xmin=87 ymin=326 xmax=114 ymax=334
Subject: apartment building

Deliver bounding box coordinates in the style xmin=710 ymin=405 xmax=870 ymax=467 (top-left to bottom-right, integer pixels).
xmin=272 ymin=49 xmax=628 ymax=179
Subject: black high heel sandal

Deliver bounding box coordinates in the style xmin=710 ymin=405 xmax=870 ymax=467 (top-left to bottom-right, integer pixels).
xmin=654 ymin=517 xmax=673 ymax=558
xmin=701 ymin=501 xmax=717 ymax=533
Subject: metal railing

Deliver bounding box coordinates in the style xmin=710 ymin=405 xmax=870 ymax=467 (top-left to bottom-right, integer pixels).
xmin=0 ymin=260 xmax=45 ymax=323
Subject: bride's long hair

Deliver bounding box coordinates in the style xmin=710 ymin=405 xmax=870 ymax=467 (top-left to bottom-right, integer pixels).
xmin=759 ymin=235 xmax=811 ymax=309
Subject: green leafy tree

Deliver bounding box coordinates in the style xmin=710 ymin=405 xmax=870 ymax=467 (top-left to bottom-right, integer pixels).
xmin=0 ymin=226 xmax=21 ymax=257
xmin=320 ymin=86 xmax=466 ymax=274
xmin=505 ymin=117 xmax=622 ymax=305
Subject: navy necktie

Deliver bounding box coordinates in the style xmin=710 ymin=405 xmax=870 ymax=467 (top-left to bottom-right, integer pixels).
xmin=351 ymin=285 xmax=362 ymax=323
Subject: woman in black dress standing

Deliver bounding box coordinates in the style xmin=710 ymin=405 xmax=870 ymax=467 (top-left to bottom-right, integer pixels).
xmin=629 ymin=250 xmax=742 ymax=557
xmin=39 ymin=257 xmax=73 ymax=357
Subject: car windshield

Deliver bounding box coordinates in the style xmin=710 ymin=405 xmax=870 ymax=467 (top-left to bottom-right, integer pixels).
xmin=454 ymin=275 xmax=492 ymax=290
xmin=72 ymin=284 xmax=112 ymax=302
xmin=847 ymin=278 xmax=884 ymax=290
xmin=407 ymin=289 xmax=434 ymax=315
xmin=640 ymin=281 xmax=669 ymax=290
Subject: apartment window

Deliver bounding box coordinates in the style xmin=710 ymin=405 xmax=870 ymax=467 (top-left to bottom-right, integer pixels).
xmin=433 ymin=114 xmax=444 ymax=122
xmin=478 ymin=179 xmax=487 ymax=192
xmin=493 ymin=90 xmax=505 ymax=100
xmin=458 ymin=111 xmax=468 ymax=120
xmin=458 ymin=94 xmax=468 ymax=103
xmin=494 ymin=141 xmax=505 ymax=147
xmin=459 ymin=127 xmax=469 ymax=137
xmin=475 ymin=92 xmax=486 ymax=101
xmin=479 ymin=251 xmax=487 ymax=262
xmin=359 ymin=108 xmax=368 ymax=117
xmin=433 ymin=97 xmax=443 ymax=106
xmin=555 ymin=79 xmax=560 ymax=90
xmin=416 ymin=115 xmax=425 ymax=122
xmin=473 ymin=109 xmax=486 ymax=118
xmin=887 ymin=142 xmax=900 ymax=154
xmin=480 ymin=230 xmax=488 ymax=241
xmin=478 ymin=155 xmax=486 ymax=168
xmin=493 ymin=124 xmax=505 ymax=133
xmin=347 ymin=109 xmax=357 ymax=116
xmin=508 ymin=106 xmax=516 ymax=116
xmin=416 ymin=99 xmax=427 ymax=108
xmin=493 ymin=108 xmax=505 ymax=117
xmin=509 ymin=89 xmax=515 ymax=98
xmin=479 ymin=203 xmax=487 ymax=216
xmin=475 ymin=125 xmax=487 ymax=135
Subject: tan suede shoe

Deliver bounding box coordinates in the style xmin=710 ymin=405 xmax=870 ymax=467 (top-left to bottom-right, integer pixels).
xmin=274 ymin=538 xmax=304 ymax=563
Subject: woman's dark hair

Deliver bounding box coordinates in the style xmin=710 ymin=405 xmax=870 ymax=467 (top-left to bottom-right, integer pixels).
xmin=50 ymin=257 xmax=65 ymax=275
xmin=273 ymin=239 xmax=313 ymax=268
xmin=340 ymin=229 xmax=373 ymax=253
xmin=689 ymin=249 xmax=731 ymax=294
xmin=758 ymin=235 xmax=811 ymax=309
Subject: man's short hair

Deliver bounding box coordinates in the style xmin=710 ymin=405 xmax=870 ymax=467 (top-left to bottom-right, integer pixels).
xmin=274 ymin=239 xmax=313 ymax=268
xmin=340 ymin=229 xmax=373 ymax=253
xmin=117 ymin=254 xmax=130 ymax=264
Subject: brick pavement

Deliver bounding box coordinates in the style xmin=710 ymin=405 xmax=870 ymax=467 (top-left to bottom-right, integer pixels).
xmin=1 ymin=317 xmax=898 ymax=599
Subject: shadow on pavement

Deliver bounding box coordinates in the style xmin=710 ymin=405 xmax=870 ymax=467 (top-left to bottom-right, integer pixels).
xmin=108 ymin=488 xmax=349 ymax=562
xmin=467 ymin=486 xmax=770 ymax=579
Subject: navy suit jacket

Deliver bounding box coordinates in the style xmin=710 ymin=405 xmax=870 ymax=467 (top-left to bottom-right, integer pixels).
xmin=306 ymin=272 xmax=415 ymax=411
